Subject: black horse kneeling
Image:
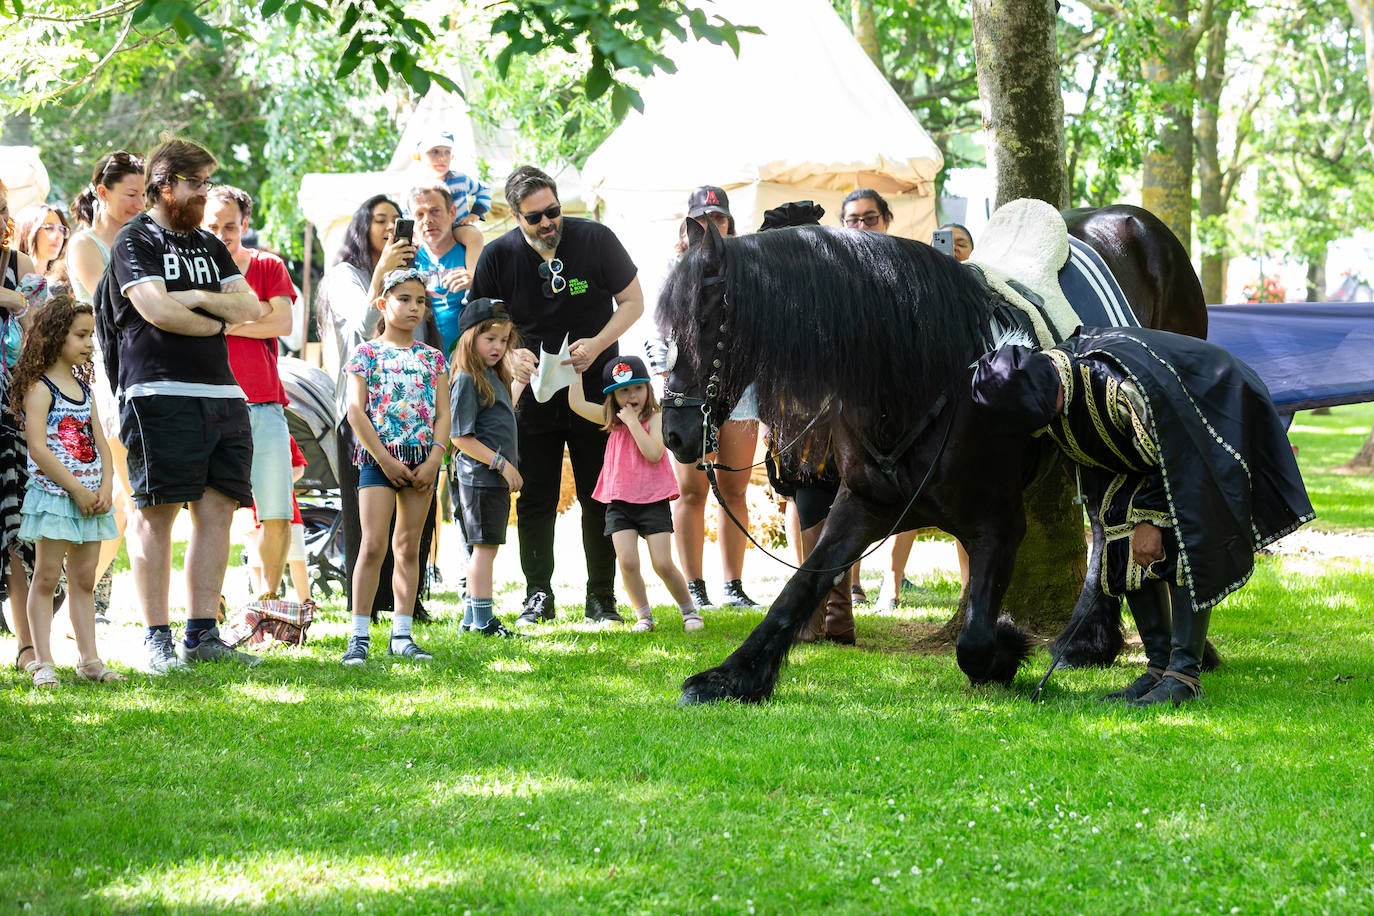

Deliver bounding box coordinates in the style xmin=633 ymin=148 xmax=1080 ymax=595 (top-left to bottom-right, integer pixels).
xmin=660 ymin=209 xmax=1207 ymax=704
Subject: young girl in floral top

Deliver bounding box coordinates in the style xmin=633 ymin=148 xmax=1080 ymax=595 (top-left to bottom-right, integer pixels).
xmin=341 ymin=268 xmax=450 ymax=666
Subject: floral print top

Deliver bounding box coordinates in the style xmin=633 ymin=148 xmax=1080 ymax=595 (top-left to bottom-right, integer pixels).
xmin=344 ymin=340 xmax=447 ymax=466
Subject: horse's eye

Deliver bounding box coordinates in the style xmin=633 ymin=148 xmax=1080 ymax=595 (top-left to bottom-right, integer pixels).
xmin=665 ymin=341 xmax=678 ymax=372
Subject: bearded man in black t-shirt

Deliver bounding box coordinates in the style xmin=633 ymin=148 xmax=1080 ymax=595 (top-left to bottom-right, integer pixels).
xmin=101 ymin=136 xmax=266 ymax=674
xmin=467 ymin=165 xmax=644 ymax=625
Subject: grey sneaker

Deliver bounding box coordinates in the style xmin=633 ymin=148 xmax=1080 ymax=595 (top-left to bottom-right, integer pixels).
xmin=722 ymin=579 xmax=759 ymax=608
xmin=145 ymin=630 xmax=190 ymax=675
xmin=341 ymin=635 xmax=370 ymax=666
xmin=176 ymin=627 xmax=262 ymax=667
xmin=388 ymin=636 xmax=433 ymax=660
xmin=687 ymin=579 xmax=713 ymax=609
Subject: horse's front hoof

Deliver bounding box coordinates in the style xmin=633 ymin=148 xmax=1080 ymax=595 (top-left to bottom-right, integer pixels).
xmin=958 ymin=616 xmax=1035 ymax=687
xmin=679 ymin=666 xmax=768 ymax=706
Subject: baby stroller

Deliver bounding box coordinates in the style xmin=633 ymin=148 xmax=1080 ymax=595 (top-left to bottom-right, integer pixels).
xmin=279 ymin=357 xmax=347 ymax=598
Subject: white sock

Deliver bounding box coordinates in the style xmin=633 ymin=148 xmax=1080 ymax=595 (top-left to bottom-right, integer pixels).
xmin=392 ymin=614 xmax=413 ymax=639
xmin=352 ymin=615 xmax=371 ymax=639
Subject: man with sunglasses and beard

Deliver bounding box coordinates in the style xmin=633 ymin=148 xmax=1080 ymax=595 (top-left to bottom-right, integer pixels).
xmin=99 ymin=136 xmax=267 ymax=674
xmin=467 ymin=165 xmax=644 ymax=626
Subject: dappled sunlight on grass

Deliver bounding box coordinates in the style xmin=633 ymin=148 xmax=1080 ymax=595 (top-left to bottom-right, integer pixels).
xmin=228 ymin=681 xmax=309 ymax=704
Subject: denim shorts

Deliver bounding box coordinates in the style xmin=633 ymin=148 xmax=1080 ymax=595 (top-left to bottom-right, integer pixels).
xmin=248 ymin=403 xmax=294 ymax=521
xmin=729 ymin=383 xmax=759 ymax=422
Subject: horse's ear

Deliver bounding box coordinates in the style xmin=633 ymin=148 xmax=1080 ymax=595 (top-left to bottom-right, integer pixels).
xmin=683 ymin=217 xmax=706 ymax=248
xmin=697 ymin=214 xmax=725 ymax=275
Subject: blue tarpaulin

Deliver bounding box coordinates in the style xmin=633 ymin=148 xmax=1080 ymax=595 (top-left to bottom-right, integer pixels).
xmin=1206 ymin=301 xmax=1374 ymax=412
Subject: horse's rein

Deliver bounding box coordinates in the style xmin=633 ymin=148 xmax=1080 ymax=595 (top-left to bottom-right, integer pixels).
xmin=704 ymin=395 xmax=960 ymax=576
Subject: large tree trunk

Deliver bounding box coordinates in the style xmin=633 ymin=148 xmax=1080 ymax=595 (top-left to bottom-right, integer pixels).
xmin=1338 ymin=426 xmax=1374 ymax=473
xmin=1140 ymin=0 xmax=1198 ymax=250
xmin=972 ymin=0 xmax=1068 ymax=209
xmin=850 ymin=0 xmax=880 ymax=67
xmin=963 ymin=0 xmax=1082 ymax=639
xmin=1196 ymin=10 xmax=1229 ymax=304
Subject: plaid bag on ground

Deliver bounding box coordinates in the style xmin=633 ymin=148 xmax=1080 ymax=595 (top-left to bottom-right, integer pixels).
xmin=222 ymin=598 xmax=316 ymax=648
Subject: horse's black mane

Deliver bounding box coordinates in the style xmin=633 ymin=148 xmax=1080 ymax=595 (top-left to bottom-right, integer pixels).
xmin=657 ymin=225 xmax=996 ymax=441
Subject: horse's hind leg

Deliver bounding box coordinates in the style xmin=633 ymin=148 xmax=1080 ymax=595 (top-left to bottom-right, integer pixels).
xmin=680 ymin=500 xmax=877 ymax=705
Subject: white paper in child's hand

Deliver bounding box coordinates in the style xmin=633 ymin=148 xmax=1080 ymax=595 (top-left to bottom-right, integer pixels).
xmin=532 ymin=334 xmax=579 ymax=403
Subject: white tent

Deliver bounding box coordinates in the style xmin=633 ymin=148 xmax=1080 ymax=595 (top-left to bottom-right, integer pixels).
xmin=582 ymin=0 xmax=943 ymax=296
xmin=0 ymin=146 xmax=51 ymax=213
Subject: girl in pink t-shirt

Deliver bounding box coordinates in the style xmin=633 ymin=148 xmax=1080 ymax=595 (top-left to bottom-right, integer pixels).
xmin=569 ymin=356 xmax=702 ymax=633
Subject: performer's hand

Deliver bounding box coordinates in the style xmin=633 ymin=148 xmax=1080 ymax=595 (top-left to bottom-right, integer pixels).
xmin=1131 ymin=522 xmax=1165 ymax=568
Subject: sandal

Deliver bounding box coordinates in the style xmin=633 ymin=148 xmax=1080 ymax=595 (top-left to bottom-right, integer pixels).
xmin=76 ymin=659 xmax=126 ymax=683
xmin=14 ymin=644 xmax=34 ymax=671
xmin=25 ymin=659 xmax=58 ymax=689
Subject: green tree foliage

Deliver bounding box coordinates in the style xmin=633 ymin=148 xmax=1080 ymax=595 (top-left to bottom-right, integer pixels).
xmin=831 ymin=0 xmax=981 ymax=176
xmin=3 ymin=2 xmax=753 ymax=257
xmin=1249 ymin=0 xmax=1373 ymax=296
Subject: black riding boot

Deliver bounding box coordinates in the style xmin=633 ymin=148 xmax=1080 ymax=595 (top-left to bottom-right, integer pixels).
xmin=1103 ymin=581 xmax=1172 ymax=701
xmin=1130 ymin=586 xmax=1211 ymax=707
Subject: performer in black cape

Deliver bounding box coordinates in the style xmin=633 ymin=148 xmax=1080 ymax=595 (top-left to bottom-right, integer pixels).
xmin=971 ymin=327 xmax=1315 ymax=706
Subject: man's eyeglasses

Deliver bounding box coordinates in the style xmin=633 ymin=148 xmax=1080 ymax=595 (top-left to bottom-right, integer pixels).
xmin=842 ymin=214 xmax=882 ymax=228
xmin=521 ymin=204 xmax=562 ymax=225
xmin=539 ymin=258 xmax=566 ymax=298
xmin=174 ymin=174 xmax=215 ymax=192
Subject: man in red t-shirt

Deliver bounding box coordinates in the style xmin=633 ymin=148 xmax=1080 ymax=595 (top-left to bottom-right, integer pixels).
xmin=203 ymin=186 xmax=296 ymax=597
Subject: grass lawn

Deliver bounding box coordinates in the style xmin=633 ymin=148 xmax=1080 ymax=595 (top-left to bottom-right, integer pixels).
xmin=1 ymin=407 xmax=1372 ymax=914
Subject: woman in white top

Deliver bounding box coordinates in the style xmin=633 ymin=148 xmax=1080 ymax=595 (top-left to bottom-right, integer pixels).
xmin=65 ymin=150 xmax=146 ymax=622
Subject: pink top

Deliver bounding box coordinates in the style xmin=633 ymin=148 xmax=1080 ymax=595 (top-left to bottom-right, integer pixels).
xmin=592 ymin=419 xmax=679 ymax=505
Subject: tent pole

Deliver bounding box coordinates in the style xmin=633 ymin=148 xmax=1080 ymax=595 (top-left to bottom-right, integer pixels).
xmin=303 ymin=220 xmax=314 ymax=308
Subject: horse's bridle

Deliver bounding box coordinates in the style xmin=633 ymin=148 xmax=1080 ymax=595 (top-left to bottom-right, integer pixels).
xmin=663 ymin=274 xmax=729 ymax=470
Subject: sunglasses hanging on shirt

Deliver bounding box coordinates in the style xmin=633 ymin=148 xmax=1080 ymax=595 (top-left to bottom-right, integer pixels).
xmin=539 ymin=258 xmax=566 ymax=298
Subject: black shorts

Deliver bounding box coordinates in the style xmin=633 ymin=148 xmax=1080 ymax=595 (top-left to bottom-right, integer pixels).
xmin=121 ymin=395 xmax=253 ymax=508
xmin=456 ymin=483 xmax=510 ymax=546
xmin=604 ymin=499 xmax=673 ymax=538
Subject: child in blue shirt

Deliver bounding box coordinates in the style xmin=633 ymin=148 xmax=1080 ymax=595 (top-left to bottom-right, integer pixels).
xmin=414 ymin=129 xmax=489 ymax=273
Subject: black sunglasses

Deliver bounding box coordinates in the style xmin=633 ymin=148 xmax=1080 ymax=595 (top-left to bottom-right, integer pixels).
xmin=539 ymin=258 xmax=566 ymax=298
xmin=521 ymin=204 xmax=562 ymax=225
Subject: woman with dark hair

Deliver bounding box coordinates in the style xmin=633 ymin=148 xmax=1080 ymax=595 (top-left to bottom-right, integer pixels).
xmin=316 ymin=195 xmax=443 ymax=621
xmin=655 ymin=186 xmax=758 ymax=609
xmin=317 ymin=194 xmax=411 ymax=376
xmin=840 ymin=190 xmax=971 ymax=609
xmin=938 ymin=222 xmax=974 ymax=261
xmin=0 ymin=179 xmax=38 ymax=663
xmin=839 ymin=188 xmax=894 ymax=231
xmin=14 ymin=205 xmax=71 ymax=287
xmin=66 ymin=149 xmax=146 ymax=625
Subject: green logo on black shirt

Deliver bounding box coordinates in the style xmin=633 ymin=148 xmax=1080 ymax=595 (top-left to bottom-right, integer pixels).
xmin=569 ymin=277 xmax=589 ymax=296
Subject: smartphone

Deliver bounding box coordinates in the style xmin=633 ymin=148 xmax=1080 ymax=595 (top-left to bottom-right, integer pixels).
xmin=931 ymin=228 xmax=954 ymax=256
xmin=393 ymin=218 xmax=414 ymax=245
